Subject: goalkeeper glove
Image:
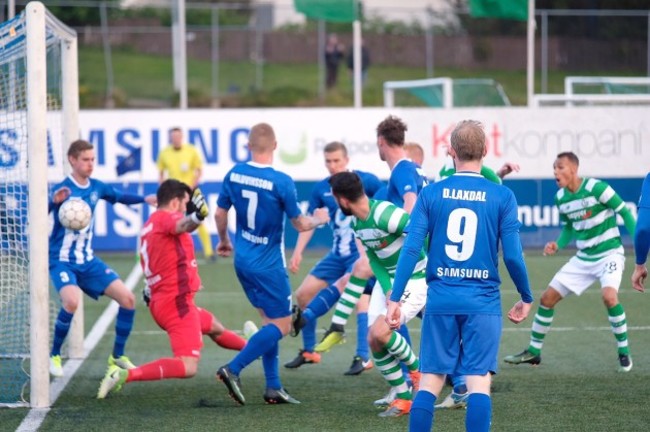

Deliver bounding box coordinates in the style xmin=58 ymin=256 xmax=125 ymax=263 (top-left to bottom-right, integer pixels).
xmin=188 ymin=188 xmax=209 ymax=224
xmin=142 ymin=286 xmax=151 ymax=307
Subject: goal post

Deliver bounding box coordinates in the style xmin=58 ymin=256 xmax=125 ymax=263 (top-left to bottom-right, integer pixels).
xmin=0 ymin=1 xmax=79 ymax=408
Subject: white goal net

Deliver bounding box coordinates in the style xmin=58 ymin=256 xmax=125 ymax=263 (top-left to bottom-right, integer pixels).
xmin=0 ymin=1 xmax=78 ymax=408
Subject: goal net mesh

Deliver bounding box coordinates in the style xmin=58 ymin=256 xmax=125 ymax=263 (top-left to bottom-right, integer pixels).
xmin=0 ymin=9 xmax=66 ymax=406
xmin=389 ymin=79 xmax=511 ymax=107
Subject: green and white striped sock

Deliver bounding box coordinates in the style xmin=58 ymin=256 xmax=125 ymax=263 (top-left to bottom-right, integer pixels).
xmin=385 ymin=331 xmax=419 ymax=372
xmin=332 ymin=276 xmax=367 ymax=326
xmin=529 ymin=305 xmax=554 ymax=356
xmin=608 ymin=303 xmax=630 ymax=355
xmin=372 ymin=348 xmax=411 ymax=400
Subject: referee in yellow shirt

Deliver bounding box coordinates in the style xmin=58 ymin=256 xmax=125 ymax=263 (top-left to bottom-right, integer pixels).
xmin=157 ymin=127 xmax=215 ymax=261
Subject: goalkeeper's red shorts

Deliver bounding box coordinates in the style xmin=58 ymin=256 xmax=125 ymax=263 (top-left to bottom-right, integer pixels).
xmin=149 ymin=293 xmax=215 ymax=358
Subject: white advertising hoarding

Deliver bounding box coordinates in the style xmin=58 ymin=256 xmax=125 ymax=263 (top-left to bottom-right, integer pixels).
xmin=65 ymin=106 xmax=649 ymax=182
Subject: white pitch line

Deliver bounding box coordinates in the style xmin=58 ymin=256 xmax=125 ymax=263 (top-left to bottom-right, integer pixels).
xmin=119 ymin=325 xmax=650 ymax=337
xmin=16 ymin=264 xmax=142 ymax=432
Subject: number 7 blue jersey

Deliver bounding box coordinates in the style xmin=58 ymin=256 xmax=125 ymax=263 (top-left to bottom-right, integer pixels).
xmin=217 ymin=162 xmax=302 ymax=271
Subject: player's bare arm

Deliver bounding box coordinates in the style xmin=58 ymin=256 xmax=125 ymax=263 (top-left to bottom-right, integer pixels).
xmin=291 ymin=207 xmax=330 ymax=232
xmin=144 ymin=194 xmax=157 ymax=207
xmin=52 ymin=187 xmax=71 ymax=204
xmin=543 ymin=241 xmax=558 ymax=256
xmin=497 ymin=162 xmax=520 ymax=179
xmin=214 ymin=207 xmax=233 ymax=257
xmin=289 ymin=229 xmax=316 ymax=274
xmin=176 ymin=216 xmax=200 ymax=234
xmin=385 ymin=300 xmax=401 ymax=330
xmin=402 ymin=191 xmax=417 ymax=214
xmin=175 ymin=188 xmax=209 ymax=234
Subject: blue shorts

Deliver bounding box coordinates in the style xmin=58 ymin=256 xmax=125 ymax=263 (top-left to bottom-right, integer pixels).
xmin=49 ymin=258 xmax=120 ymax=300
xmin=419 ymin=313 xmax=502 ymax=376
xmin=309 ymin=252 xmax=358 ymax=285
xmin=235 ymin=266 xmax=291 ymax=319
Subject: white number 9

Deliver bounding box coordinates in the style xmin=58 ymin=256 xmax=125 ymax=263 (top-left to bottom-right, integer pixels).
xmin=444 ymin=208 xmax=478 ymax=262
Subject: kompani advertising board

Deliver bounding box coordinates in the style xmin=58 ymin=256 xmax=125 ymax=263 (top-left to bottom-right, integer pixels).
xmin=1 ymin=107 xmax=647 ymax=251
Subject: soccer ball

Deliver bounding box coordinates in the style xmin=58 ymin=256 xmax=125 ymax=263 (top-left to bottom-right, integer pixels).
xmin=58 ymin=198 xmax=91 ymax=231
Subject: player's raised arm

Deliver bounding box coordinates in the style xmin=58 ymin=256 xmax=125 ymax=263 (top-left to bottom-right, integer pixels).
xmin=48 ymin=187 xmax=71 ymax=212
xmin=496 ymin=162 xmax=521 ymax=179
xmin=291 ymin=207 xmax=329 ymax=232
xmin=175 ymin=188 xmax=209 ymax=234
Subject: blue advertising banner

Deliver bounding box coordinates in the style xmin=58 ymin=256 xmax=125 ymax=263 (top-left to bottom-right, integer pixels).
xmin=505 ymin=178 xmax=642 ymax=248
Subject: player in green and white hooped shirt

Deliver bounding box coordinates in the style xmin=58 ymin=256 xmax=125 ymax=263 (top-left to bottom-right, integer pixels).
xmin=504 ymin=151 xmax=637 ymax=372
xmin=437 ymin=150 xmax=520 ymax=184
xmin=330 ymin=171 xmax=428 ymax=418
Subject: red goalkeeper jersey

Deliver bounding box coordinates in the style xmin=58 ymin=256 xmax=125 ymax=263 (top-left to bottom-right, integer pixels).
xmin=140 ymin=210 xmax=201 ymax=304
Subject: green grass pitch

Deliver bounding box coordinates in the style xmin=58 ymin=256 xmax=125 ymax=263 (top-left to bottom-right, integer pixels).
xmin=3 ymin=250 xmax=650 ymax=431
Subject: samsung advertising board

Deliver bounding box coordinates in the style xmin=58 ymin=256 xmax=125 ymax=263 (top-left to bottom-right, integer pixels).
xmin=0 ymin=107 xmax=647 ymax=252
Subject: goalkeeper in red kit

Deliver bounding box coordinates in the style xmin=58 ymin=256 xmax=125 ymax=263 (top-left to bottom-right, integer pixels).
xmin=98 ymin=179 xmax=251 ymax=398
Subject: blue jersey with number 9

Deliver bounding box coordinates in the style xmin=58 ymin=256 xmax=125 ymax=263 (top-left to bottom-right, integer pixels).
xmin=409 ymin=172 xmax=521 ymax=314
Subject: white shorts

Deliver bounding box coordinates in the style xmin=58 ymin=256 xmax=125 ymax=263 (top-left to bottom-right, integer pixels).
xmin=549 ymin=253 xmax=625 ymax=297
xmin=368 ymin=277 xmax=427 ymax=326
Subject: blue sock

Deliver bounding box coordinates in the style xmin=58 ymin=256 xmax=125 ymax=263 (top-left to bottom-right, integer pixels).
xmin=355 ymin=312 xmax=369 ymax=360
xmin=229 ymin=324 xmax=283 ymax=375
xmin=51 ymin=308 xmax=74 ymax=356
xmin=307 ymin=285 xmax=341 ymax=318
xmin=262 ymin=340 xmax=281 ymax=389
xmin=113 ymin=307 xmax=135 ymax=358
xmin=451 ymin=373 xmax=467 ymax=394
xmin=397 ymin=324 xmax=413 ymax=382
xmin=410 ymin=390 xmax=436 ymax=432
xmin=466 ymin=393 xmax=491 ymax=432
xmin=301 ymin=315 xmax=317 ymax=352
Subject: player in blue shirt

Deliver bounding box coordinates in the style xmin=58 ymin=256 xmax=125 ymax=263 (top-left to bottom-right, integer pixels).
xmin=375 ymin=116 xmax=428 ymax=403
xmin=632 ymin=172 xmax=650 ymax=292
xmin=423 ymin=141 xmax=522 ymax=410
xmin=215 ymin=123 xmax=329 ymax=405
xmin=48 ymin=139 xmax=156 ymax=378
xmin=285 ymin=141 xmax=382 ymax=375
xmin=387 ymin=120 xmax=533 ymax=432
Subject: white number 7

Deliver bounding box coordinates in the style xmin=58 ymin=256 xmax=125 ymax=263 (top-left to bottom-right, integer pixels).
xmin=242 ymin=190 xmax=258 ymax=230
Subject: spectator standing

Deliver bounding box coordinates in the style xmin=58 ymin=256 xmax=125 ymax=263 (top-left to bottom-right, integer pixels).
xmin=325 ymin=34 xmax=345 ymax=89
